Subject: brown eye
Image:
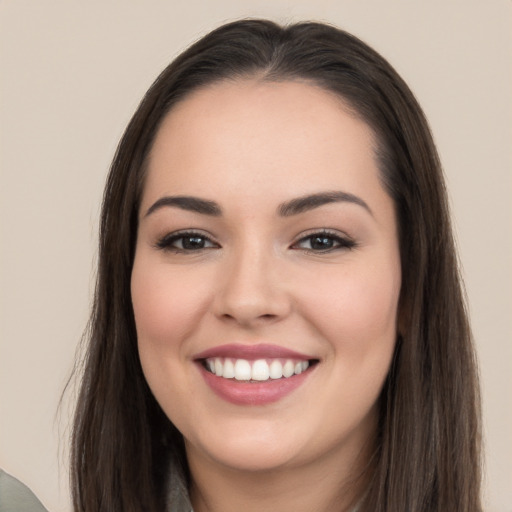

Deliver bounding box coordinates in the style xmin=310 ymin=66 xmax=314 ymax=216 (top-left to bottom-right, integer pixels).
xmin=156 ymin=231 xmax=218 ymax=252
xmin=179 ymin=235 xmax=210 ymax=250
xmin=293 ymin=231 xmax=356 ymax=253
xmin=309 ymin=235 xmax=336 ymax=250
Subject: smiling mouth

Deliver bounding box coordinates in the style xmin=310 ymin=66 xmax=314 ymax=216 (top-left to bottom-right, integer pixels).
xmin=202 ymin=357 xmax=319 ymax=382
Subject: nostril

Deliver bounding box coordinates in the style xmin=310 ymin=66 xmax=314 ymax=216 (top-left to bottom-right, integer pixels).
xmin=220 ymin=312 xmax=278 ymax=323
xmin=213 ymin=283 xmax=292 ymax=325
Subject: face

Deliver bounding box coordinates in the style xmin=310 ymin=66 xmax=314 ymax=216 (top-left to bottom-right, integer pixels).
xmin=131 ymin=80 xmax=401 ymax=476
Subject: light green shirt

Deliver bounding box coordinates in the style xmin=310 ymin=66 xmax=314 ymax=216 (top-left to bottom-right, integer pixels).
xmin=0 ymin=470 xmax=48 ymax=512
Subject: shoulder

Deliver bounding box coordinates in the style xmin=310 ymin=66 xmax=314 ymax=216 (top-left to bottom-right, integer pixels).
xmin=0 ymin=470 xmax=48 ymax=512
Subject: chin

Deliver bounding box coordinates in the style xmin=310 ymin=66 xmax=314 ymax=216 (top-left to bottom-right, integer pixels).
xmin=185 ymin=422 xmax=312 ymax=473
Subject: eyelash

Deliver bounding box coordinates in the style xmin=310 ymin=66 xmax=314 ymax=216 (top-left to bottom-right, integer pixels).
xmin=155 ymin=230 xmax=218 ymax=253
xmin=155 ymin=229 xmax=356 ymax=254
xmin=291 ymin=229 xmax=356 ymax=253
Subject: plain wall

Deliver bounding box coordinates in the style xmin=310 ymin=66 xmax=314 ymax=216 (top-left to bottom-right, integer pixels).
xmin=1 ymin=1 xmax=510 ymax=511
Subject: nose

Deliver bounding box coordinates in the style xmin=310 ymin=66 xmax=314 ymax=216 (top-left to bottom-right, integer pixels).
xmin=213 ymin=243 xmax=292 ymax=327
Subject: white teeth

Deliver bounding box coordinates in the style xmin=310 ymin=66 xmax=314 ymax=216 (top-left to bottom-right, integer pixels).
xmin=283 ymin=360 xmax=295 ymax=378
xmin=214 ymin=358 xmax=223 ymax=377
xmin=269 ymin=360 xmax=283 ymax=379
xmin=223 ymin=359 xmax=235 ymax=379
xmin=206 ymin=357 xmax=311 ymax=381
xmin=234 ymin=359 xmax=252 ymax=380
xmin=251 ymin=359 xmax=270 ymax=381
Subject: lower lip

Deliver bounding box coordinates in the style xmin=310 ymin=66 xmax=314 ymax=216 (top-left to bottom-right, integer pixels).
xmin=198 ymin=364 xmax=313 ymax=405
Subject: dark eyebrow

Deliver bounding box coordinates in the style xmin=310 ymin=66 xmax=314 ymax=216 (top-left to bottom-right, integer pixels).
xmin=144 ymin=196 xmax=222 ymax=217
xmin=278 ymin=191 xmax=372 ymax=217
xmin=144 ymin=191 xmax=371 ymax=218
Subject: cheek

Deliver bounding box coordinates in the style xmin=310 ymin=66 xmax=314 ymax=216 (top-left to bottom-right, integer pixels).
xmin=130 ymin=257 xmax=215 ymax=420
xmin=131 ymin=260 xmax=212 ymax=347
xmin=304 ymin=257 xmax=400 ymax=423
xmin=302 ymin=258 xmax=401 ymax=355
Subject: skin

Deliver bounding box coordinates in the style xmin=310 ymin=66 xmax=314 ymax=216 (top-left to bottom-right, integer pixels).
xmin=131 ymin=80 xmax=401 ymax=512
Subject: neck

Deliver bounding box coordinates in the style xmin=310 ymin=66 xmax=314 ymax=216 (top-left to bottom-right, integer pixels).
xmin=186 ymin=432 xmax=374 ymax=512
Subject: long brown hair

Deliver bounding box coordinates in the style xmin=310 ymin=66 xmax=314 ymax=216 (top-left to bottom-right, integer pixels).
xmin=71 ymin=19 xmax=482 ymax=511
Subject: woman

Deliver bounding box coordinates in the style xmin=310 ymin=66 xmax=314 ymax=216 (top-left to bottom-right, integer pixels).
xmin=71 ymin=19 xmax=482 ymax=511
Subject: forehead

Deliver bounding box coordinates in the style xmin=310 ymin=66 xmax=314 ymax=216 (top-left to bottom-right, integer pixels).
xmin=144 ymin=79 xmax=382 ymax=209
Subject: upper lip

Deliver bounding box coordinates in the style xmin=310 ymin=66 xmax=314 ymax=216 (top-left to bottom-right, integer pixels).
xmin=193 ymin=344 xmax=315 ymax=361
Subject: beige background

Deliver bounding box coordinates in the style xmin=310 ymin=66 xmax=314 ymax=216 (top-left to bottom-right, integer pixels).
xmin=1 ymin=1 xmax=510 ymax=511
